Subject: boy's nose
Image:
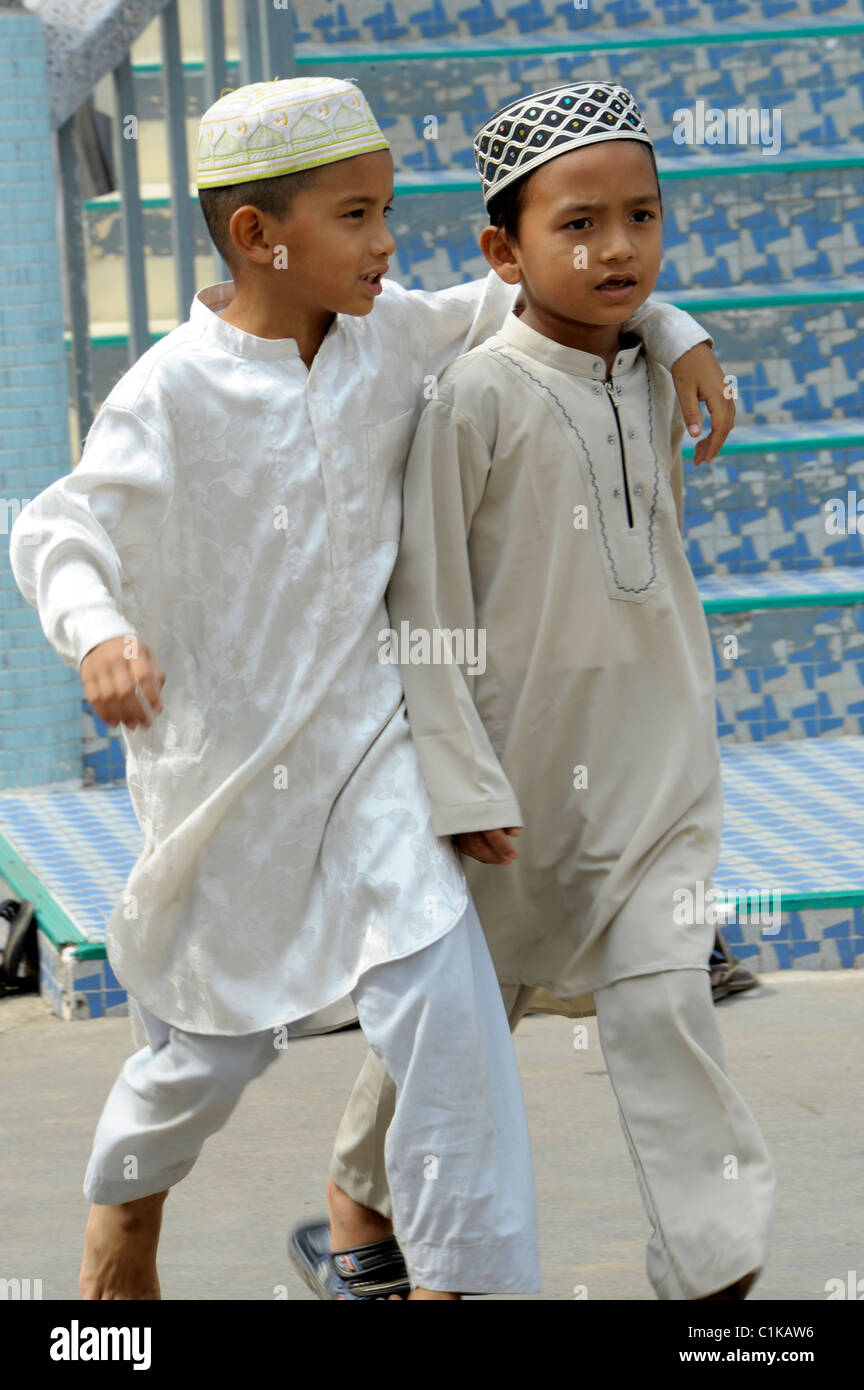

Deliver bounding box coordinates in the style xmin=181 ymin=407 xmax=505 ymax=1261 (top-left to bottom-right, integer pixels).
xmin=371 ymin=216 xmax=397 ymax=256
xmin=375 ymin=228 xmax=397 ymax=256
xmin=599 ymin=235 xmax=638 ymax=263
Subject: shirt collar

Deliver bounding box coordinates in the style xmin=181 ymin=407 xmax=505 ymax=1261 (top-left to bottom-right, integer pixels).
xmin=496 ymin=301 xmax=644 ymax=380
xmin=191 ymin=282 xmax=303 ymax=361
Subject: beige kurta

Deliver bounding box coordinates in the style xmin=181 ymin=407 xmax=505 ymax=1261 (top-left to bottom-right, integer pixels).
xmin=385 ymin=308 xmax=724 ymax=998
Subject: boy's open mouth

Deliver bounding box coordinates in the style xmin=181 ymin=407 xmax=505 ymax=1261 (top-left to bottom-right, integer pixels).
xmin=595 ymin=274 xmax=637 ymax=300
xmin=359 ymin=267 xmax=387 ymax=297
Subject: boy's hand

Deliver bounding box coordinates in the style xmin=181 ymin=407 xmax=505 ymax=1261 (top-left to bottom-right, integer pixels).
xmin=80 ymin=635 xmax=166 ymax=732
xmin=670 ymin=341 xmax=736 ymax=467
xmin=453 ymin=826 xmax=521 ymax=865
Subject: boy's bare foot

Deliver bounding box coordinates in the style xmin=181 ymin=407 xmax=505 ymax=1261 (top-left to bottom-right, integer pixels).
xmin=327 ymin=1177 xmax=393 ymax=1250
xmin=79 ymin=1191 xmax=168 ymax=1300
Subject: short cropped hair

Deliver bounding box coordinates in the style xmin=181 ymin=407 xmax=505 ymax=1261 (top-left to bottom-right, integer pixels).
xmin=198 ymin=166 xmax=321 ymax=263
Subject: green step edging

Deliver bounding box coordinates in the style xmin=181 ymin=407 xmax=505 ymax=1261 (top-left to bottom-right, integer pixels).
xmin=744 ymin=888 xmax=864 ymax=914
xmin=82 ymin=146 xmax=864 ymax=214
xmin=69 ymin=327 xmax=172 ymax=350
xmin=129 ymin=18 xmax=864 ymax=69
xmin=369 ymin=152 xmax=864 ymax=186
xmin=296 ymin=19 xmax=864 ymax=61
xmin=671 ymin=285 xmax=864 ymax=310
xmin=0 ymin=828 xmax=88 ymax=951
xmin=682 ymin=429 xmax=864 ymax=455
xmin=702 ymin=590 xmax=864 ymax=614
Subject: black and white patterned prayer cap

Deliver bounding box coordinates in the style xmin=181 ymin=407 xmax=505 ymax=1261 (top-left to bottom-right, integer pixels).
xmin=473 ymin=82 xmax=653 ymax=206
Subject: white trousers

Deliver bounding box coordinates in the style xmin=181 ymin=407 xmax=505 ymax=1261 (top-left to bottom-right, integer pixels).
xmin=83 ymin=898 xmax=541 ymax=1295
xmin=331 ymin=966 xmax=777 ymax=1300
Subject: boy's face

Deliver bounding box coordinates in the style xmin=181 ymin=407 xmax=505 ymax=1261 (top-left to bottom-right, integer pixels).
xmin=231 ymin=148 xmax=397 ymax=316
xmin=482 ymin=141 xmax=663 ymax=335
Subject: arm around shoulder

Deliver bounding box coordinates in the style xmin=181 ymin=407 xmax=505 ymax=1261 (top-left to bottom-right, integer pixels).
xmin=623 ymin=294 xmax=714 ymax=369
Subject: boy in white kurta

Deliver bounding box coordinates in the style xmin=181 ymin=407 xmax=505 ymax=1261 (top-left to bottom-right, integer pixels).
xmin=10 ymin=77 xmax=731 ymax=1299
xmin=323 ymin=83 xmax=776 ymax=1300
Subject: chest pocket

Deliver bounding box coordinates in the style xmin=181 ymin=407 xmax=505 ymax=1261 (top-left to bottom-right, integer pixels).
xmin=366 ymin=409 xmax=417 ymax=542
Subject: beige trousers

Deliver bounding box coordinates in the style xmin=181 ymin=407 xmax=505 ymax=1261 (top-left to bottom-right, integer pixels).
xmin=329 ymin=966 xmax=776 ymax=1300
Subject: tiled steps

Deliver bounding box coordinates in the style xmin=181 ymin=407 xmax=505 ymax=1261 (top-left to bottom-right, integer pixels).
xmin=705 ymin=607 xmax=864 ymax=744
xmin=1 ymin=734 xmax=861 ymax=1018
xmin=122 ymin=22 xmax=864 ymax=177
xmin=284 ymin=15 xmax=864 ymax=56
xmin=81 ymin=143 xmax=864 ymax=405
xmin=128 ymin=4 xmax=864 ymax=60
xmin=83 ymin=7 xmax=864 ymax=413
xmin=286 ymin=5 xmax=864 ymax=48
xmin=131 ymin=11 xmax=864 ymax=62
xmin=682 ymin=424 xmax=864 ymax=575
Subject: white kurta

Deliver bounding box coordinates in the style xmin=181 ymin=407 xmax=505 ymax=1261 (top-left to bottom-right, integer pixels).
xmin=10 ymin=275 xmax=711 ymax=1033
xmin=386 ymin=308 xmax=725 ymax=998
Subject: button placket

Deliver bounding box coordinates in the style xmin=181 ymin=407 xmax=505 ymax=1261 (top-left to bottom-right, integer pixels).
xmin=617 ymin=386 xmax=649 ymax=508
xmin=495 ymin=343 xmax=661 ymax=600
xmin=308 ymin=370 xmax=352 ymax=569
xmin=609 ymin=371 xmax=649 ymax=515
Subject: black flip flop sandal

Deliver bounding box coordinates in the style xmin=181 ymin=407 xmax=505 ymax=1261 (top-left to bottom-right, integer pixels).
xmin=289 ymin=1220 xmax=411 ymax=1300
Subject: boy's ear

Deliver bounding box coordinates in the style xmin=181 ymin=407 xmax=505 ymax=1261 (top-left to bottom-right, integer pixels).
xmin=479 ymin=225 xmax=522 ymax=285
xmin=226 ymin=204 xmax=275 ymax=266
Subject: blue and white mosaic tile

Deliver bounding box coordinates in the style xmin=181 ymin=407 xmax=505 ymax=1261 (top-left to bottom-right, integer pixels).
xmin=0 ymin=735 xmax=861 ymax=1024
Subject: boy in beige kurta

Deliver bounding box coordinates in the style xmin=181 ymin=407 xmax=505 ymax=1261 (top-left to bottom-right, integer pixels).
xmin=318 ymin=82 xmax=776 ymax=1301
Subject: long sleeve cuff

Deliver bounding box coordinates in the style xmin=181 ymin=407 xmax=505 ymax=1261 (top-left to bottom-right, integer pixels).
xmin=625 ymin=298 xmax=714 ymax=370
xmin=431 ymin=797 xmax=524 ymax=838
xmin=63 ymin=605 xmax=139 ymax=670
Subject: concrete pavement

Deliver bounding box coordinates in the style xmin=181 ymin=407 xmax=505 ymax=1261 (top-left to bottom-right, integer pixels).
xmin=0 ymin=970 xmax=861 ymax=1300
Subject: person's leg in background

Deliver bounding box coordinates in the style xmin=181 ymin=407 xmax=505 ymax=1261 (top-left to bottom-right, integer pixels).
xmin=346 ymin=899 xmax=539 ymax=1297
xmin=710 ymin=928 xmax=760 ymax=1003
xmin=327 ymin=979 xmax=536 ymax=1237
xmin=79 ymin=1000 xmax=282 ymax=1298
xmin=593 ymin=967 xmax=776 ymax=1300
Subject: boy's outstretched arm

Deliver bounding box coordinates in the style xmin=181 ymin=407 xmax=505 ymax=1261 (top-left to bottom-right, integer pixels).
xmin=622 ymin=297 xmax=734 ymax=465
xmin=9 ymin=406 xmax=173 ymax=724
xmin=395 ymin=274 xmax=732 ymax=465
xmin=385 ymin=388 xmax=523 ymax=860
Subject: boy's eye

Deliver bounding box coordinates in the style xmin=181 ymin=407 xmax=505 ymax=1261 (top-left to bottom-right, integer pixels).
xmin=565 ymin=210 xmax=655 ymax=230
xmin=344 ymin=204 xmax=394 ymax=220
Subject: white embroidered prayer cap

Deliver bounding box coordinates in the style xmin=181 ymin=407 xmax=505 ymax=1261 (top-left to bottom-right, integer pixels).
xmin=473 ymin=82 xmax=653 ymax=206
xmin=197 ymin=76 xmax=390 ymax=189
